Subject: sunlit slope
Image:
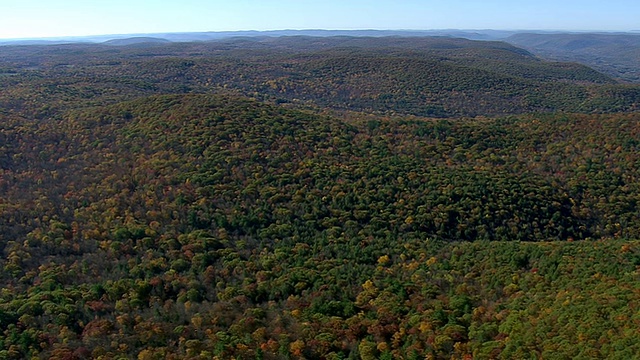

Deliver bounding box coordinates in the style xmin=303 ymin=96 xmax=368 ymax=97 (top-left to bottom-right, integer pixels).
xmin=3 ymin=94 xmax=640 ymax=358
xmin=4 ymin=94 xmax=640 ymax=252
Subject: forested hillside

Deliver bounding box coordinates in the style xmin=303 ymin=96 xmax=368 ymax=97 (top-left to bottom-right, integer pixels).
xmin=1 ymin=37 xmax=640 ymax=359
xmin=0 ymin=36 xmax=638 ymax=118
xmin=507 ymin=33 xmax=640 ymax=83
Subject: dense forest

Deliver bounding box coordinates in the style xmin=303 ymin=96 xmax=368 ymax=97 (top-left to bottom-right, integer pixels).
xmin=1 ymin=36 xmax=638 ymax=119
xmin=1 ymin=36 xmax=640 ymax=359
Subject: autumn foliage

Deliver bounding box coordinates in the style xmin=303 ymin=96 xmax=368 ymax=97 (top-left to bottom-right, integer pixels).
xmin=1 ymin=37 xmax=640 ymax=358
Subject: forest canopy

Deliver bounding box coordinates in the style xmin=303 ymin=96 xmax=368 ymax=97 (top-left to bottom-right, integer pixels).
xmin=1 ymin=36 xmax=640 ymax=359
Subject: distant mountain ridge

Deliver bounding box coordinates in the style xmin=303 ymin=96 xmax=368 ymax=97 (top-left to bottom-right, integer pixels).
xmin=506 ymin=33 xmax=640 ymax=82
xmin=2 ymin=29 xmax=637 ymax=45
xmin=2 ymin=30 xmax=639 ymax=82
xmin=0 ymin=36 xmax=637 ymax=118
xmin=102 ymin=37 xmax=171 ymax=46
xmin=0 ymin=29 xmax=518 ymax=45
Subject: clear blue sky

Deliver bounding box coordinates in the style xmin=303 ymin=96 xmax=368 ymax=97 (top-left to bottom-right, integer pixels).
xmin=1 ymin=0 xmax=638 ymax=39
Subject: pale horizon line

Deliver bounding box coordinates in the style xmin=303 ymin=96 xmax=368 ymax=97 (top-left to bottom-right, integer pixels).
xmin=1 ymin=28 xmax=639 ymax=42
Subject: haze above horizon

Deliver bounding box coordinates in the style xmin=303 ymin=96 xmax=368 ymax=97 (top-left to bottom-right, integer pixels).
xmin=1 ymin=0 xmax=638 ymax=40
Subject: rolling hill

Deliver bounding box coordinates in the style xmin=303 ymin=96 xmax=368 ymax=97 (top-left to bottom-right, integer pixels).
xmin=507 ymin=33 xmax=640 ymax=82
xmin=1 ymin=36 xmax=640 ymax=358
xmin=2 ymin=93 xmax=640 ymax=358
xmin=0 ymin=36 xmax=638 ymax=118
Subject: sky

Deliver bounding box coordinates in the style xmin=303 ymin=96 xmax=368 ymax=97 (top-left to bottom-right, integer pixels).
xmin=0 ymin=0 xmax=638 ymax=39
